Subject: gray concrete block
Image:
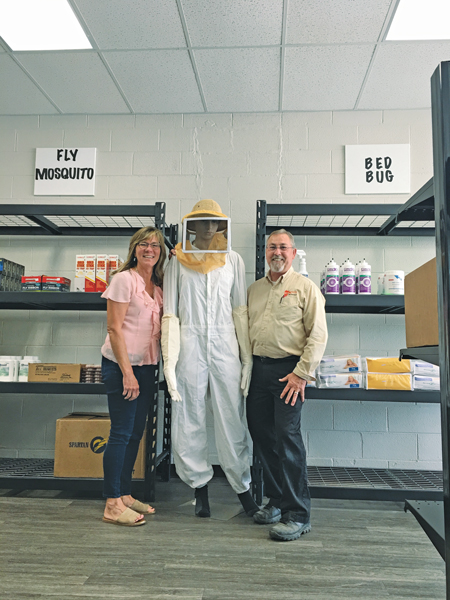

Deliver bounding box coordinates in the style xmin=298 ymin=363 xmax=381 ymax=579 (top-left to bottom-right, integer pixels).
xmin=362 ymin=432 xmax=417 ymax=460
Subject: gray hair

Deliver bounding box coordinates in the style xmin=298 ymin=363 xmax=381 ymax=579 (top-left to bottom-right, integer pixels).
xmin=267 ymin=228 xmax=296 ymax=248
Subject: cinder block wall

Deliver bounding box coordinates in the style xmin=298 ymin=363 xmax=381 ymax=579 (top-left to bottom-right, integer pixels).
xmin=0 ymin=109 xmax=441 ymax=469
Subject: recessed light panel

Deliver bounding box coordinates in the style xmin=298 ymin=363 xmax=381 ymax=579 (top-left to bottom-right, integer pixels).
xmin=387 ymin=0 xmax=450 ymax=41
xmin=0 ymin=0 xmax=92 ymax=50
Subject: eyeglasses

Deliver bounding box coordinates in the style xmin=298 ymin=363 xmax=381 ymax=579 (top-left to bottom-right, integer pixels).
xmin=267 ymin=245 xmax=294 ymax=252
xmin=137 ymin=242 xmax=161 ymax=250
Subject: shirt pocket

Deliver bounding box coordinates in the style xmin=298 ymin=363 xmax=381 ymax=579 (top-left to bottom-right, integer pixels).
xmin=277 ymin=294 xmax=301 ymax=324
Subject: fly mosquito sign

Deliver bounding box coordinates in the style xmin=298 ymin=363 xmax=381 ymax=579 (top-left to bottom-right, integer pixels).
xmin=345 ymin=144 xmax=410 ymax=194
xmin=34 ymin=148 xmax=97 ymax=196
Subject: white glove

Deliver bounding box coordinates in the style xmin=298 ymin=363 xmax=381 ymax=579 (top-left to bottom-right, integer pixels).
xmin=161 ymin=314 xmax=182 ymax=402
xmin=232 ymin=306 xmax=253 ymax=399
xmin=164 ymin=367 xmax=182 ymax=403
xmin=240 ymin=361 xmax=253 ymax=398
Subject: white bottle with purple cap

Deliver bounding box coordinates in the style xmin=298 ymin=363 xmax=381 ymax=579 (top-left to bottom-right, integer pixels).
xmin=325 ymin=259 xmax=339 ymax=294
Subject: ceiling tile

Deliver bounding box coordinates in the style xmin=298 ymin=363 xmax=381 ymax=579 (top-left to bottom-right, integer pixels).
xmin=15 ymin=51 xmax=129 ymax=114
xmin=283 ymin=45 xmax=375 ymax=111
xmin=181 ymin=0 xmax=283 ymax=47
xmin=104 ymin=50 xmax=204 ymax=113
xmin=287 ymin=0 xmax=392 ymax=44
xmin=359 ymin=42 xmax=450 ymax=110
xmin=0 ymin=55 xmax=57 ymax=115
xmin=73 ymin=0 xmax=186 ymax=49
xmin=194 ymin=48 xmax=280 ymax=112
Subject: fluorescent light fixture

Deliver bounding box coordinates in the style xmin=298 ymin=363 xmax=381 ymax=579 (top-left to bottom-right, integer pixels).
xmin=0 ymin=0 xmax=92 ymax=50
xmin=387 ymin=0 xmax=450 ymax=41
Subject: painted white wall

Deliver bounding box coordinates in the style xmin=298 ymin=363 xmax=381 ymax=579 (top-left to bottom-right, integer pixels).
xmin=0 ymin=109 xmax=440 ymax=470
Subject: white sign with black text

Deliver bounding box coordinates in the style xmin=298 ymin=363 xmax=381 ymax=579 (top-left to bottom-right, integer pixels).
xmin=345 ymin=144 xmax=410 ymax=194
xmin=34 ymin=148 xmax=97 ymax=196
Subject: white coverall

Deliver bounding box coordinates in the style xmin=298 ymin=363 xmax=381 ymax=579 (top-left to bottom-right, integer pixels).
xmin=163 ymin=250 xmax=252 ymax=493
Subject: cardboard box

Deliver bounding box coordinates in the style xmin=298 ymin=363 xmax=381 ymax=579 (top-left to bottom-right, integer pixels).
xmin=74 ymin=255 xmax=85 ymax=292
xmin=405 ymin=257 xmax=438 ymax=348
xmin=28 ymin=363 xmax=83 ymax=383
xmin=54 ymin=413 xmax=146 ymax=478
xmin=85 ymin=254 xmax=96 ymax=292
xmin=42 ymin=275 xmax=71 ymax=292
xmin=108 ymin=254 xmax=123 ymax=279
xmin=21 ymin=275 xmax=43 ymax=291
xmin=96 ymin=254 xmax=110 ymax=293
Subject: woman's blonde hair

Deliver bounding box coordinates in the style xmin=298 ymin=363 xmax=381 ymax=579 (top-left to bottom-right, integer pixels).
xmin=113 ymin=226 xmax=166 ymax=287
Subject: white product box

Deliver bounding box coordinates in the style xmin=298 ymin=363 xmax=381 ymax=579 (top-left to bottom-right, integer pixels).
xmin=108 ymin=254 xmax=123 ymax=275
xmin=412 ymin=361 xmax=440 ymax=377
xmin=85 ymin=254 xmax=96 ymax=293
xmin=413 ymin=375 xmax=440 ymax=392
xmin=74 ymin=255 xmax=85 ymax=292
xmin=316 ymin=373 xmax=363 ymax=389
xmin=317 ymin=355 xmax=361 ymax=375
xmin=96 ymin=254 xmax=110 ymax=293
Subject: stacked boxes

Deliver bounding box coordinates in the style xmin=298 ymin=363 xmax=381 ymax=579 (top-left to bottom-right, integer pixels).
xmin=363 ymin=357 xmax=412 ymax=391
xmin=76 ymin=254 xmax=122 ymax=292
xmin=21 ymin=275 xmax=71 ymax=292
xmin=0 ymin=258 xmax=25 ymax=291
xmin=316 ymin=355 xmax=363 ymax=388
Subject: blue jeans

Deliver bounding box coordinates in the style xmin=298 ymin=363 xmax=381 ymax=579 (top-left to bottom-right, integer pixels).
xmin=101 ymin=356 xmax=157 ymax=498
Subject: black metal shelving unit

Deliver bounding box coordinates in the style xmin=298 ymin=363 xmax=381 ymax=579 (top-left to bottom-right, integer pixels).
xmin=253 ymin=194 xmax=442 ymax=504
xmin=0 ymin=203 xmax=177 ymax=501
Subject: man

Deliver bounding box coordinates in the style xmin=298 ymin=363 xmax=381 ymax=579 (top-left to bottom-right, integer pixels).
xmin=247 ymin=229 xmax=328 ymax=541
xmin=161 ymin=199 xmax=258 ymax=518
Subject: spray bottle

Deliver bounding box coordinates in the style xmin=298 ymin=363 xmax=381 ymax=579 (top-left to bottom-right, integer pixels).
xmin=297 ymin=250 xmax=308 ymax=278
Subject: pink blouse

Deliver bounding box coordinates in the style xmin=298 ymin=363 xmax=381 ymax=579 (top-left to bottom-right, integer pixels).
xmin=101 ymin=269 xmax=163 ymax=366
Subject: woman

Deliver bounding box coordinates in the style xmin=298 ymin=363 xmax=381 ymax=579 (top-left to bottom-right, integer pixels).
xmin=101 ymin=226 xmax=166 ymax=526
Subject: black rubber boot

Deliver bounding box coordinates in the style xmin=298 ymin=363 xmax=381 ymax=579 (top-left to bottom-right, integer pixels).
xmin=194 ymin=485 xmax=211 ymax=518
xmin=238 ymin=489 xmax=259 ymax=516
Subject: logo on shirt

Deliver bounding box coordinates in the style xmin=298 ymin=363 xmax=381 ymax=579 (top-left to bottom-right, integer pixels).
xmin=280 ymin=290 xmax=297 ymax=303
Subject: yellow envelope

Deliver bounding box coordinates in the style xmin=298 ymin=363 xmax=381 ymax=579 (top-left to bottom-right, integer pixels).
xmin=365 ymin=357 xmax=411 ymax=373
xmin=366 ymin=372 xmax=412 ymax=391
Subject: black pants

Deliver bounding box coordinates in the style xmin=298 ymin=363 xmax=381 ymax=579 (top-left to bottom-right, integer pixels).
xmin=246 ymin=355 xmax=310 ymax=523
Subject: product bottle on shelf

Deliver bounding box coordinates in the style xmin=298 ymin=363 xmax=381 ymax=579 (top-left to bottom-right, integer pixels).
xmin=325 ymin=259 xmax=339 ymax=294
xmin=297 ymin=250 xmax=308 ymax=278
xmin=359 ymin=258 xmax=372 ymax=295
xmin=342 ymin=258 xmax=356 ymax=295
xmin=355 ymin=261 xmax=360 ymax=294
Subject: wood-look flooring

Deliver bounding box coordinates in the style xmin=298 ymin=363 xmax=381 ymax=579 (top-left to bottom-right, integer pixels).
xmin=0 ymin=478 xmax=445 ymax=600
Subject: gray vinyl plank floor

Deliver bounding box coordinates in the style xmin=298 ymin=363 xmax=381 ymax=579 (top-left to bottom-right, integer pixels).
xmin=0 ymin=478 xmax=445 ymax=600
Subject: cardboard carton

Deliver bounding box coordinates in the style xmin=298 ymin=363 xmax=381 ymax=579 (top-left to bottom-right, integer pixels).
xmin=75 ymin=255 xmax=85 ymax=292
xmin=21 ymin=275 xmax=43 ymax=291
xmin=54 ymin=413 xmax=145 ymax=478
xmin=404 ymin=257 xmax=438 ymax=348
xmin=85 ymin=254 xmax=96 ymax=292
xmin=96 ymin=254 xmax=110 ymax=293
xmin=42 ymin=275 xmax=71 ymax=292
xmin=28 ymin=363 xmax=83 ymax=383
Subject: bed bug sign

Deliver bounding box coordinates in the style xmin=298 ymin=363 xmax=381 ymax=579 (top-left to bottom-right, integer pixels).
xmin=345 ymin=144 xmax=410 ymax=194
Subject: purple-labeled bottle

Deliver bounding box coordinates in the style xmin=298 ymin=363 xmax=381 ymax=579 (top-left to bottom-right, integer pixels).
xmin=358 ymin=258 xmax=371 ymax=294
xmin=341 ymin=258 xmax=356 ymax=295
xmin=325 ymin=259 xmax=339 ymax=294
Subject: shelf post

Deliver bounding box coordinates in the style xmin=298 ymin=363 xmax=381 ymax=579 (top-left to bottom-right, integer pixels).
xmin=431 ymin=60 xmax=450 ymax=591
xmin=256 ymin=200 xmax=267 ymax=280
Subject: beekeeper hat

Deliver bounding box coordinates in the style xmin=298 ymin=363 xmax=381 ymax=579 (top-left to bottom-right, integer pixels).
xmin=182 ymin=199 xmax=228 ymax=231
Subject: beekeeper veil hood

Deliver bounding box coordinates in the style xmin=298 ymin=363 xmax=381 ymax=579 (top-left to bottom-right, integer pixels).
xmin=176 ymin=199 xmax=230 ymax=274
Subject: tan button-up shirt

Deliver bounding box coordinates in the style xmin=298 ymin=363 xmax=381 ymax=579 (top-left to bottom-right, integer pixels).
xmin=247 ymin=267 xmax=328 ymax=380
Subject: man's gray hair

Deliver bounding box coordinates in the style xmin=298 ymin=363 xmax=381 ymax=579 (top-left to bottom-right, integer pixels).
xmin=267 ymin=228 xmax=296 ymax=248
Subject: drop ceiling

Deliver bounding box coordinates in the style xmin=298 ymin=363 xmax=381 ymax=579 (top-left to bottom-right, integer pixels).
xmin=1 ymin=0 xmax=450 ymax=115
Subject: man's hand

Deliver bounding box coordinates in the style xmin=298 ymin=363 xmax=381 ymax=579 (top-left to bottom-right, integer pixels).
xmin=279 ymin=372 xmax=307 ymax=406
xmin=164 ymin=367 xmax=182 ymax=402
xmin=240 ymin=362 xmax=252 ymax=398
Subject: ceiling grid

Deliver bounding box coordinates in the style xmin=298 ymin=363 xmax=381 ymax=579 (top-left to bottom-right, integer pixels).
xmin=0 ymin=0 xmax=449 ymax=114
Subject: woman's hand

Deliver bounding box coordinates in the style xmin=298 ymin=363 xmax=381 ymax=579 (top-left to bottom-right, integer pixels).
xmin=122 ymin=371 xmax=140 ymax=401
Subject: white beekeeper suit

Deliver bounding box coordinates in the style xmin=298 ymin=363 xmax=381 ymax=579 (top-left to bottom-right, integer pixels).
xmin=161 ymin=199 xmax=257 ymax=518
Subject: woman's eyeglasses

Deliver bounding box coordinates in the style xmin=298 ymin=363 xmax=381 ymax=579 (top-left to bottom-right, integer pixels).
xmin=137 ymin=242 xmax=161 ymax=250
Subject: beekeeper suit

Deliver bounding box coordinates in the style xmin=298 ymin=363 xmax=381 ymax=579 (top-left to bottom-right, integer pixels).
xmin=161 ymin=199 xmax=258 ymax=518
